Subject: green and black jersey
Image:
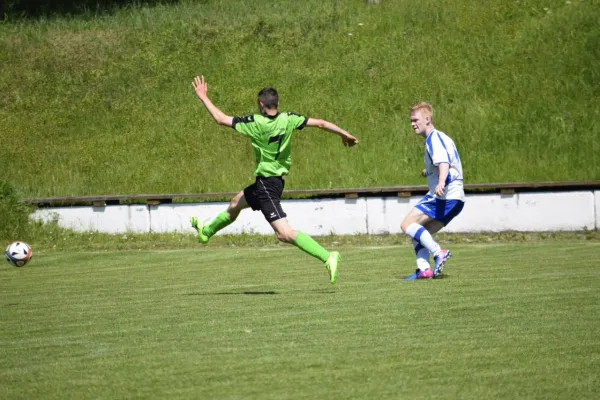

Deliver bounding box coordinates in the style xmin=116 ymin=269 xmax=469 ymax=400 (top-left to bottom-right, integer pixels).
xmin=232 ymin=112 xmax=308 ymax=177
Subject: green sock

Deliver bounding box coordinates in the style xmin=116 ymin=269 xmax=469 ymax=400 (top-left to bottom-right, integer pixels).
xmin=204 ymin=211 xmax=234 ymax=237
xmin=294 ymin=232 xmax=330 ymax=263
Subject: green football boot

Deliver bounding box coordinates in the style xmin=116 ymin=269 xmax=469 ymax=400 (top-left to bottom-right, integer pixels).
xmin=190 ymin=217 xmax=210 ymax=244
xmin=325 ymin=251 xmax=340 ymax=285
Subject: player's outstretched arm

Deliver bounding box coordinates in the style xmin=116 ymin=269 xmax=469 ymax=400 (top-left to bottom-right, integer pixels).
xmin=305 ymin=118 xmax=359 ymax=147
xmin=192 ymin=75 xmax=234 ymax=127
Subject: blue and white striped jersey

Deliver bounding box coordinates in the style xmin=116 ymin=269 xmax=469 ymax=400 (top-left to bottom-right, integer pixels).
xmin=424 ymin=129 xmax=465 ymax=201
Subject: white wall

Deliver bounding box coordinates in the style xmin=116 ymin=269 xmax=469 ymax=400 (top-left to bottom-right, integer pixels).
xmin=30 ymin=191 xmax=598 ymax=235
xmin=366 ymin=197 xmax=416 ymax=234
xmin=33 ymin=205 xmax=151 ymax=234
xmin=595 ymin=191 xmax=600 ymax=230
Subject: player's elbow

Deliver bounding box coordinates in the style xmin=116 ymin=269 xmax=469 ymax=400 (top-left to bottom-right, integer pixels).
xmin=215 ymin=116 xmax=232 ymax=126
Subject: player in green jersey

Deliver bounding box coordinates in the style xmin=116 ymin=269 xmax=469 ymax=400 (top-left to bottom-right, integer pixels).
xmin=189 ymin=75 xmax=359 ymax=284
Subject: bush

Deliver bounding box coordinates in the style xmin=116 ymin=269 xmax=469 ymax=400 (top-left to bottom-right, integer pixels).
xmin=0 ymin=181 xmax=33 ymax=241
xmin=2 ymin=0 xmax=180 ymax=19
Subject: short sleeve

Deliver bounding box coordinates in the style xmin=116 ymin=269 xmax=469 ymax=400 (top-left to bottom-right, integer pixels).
xmin=427 ymin=133 xmax=450 ymax=166
xmin=287 ymin=112 xmax=308 ymax=130
xmin=232 ymin=115 xmax=256 ymax=137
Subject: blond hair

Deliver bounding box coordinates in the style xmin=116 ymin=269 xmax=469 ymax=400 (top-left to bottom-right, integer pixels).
xmin=409 ymin=102 xmax=433 ymax=121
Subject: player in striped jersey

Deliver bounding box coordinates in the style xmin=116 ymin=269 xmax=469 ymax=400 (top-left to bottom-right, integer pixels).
xmin=402 ymin=103 xmax=465 ymax=280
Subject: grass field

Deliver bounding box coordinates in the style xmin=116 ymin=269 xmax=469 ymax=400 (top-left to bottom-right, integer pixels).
xmin=1 ymin=240 xmax=599 ymax=399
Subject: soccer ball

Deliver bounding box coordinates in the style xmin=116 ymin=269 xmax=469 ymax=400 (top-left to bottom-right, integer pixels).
xmin=5 ymin=241 xmax=33 ymax=267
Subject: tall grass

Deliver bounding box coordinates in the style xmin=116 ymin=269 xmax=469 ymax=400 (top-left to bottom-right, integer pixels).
xmin=1 ymin=0 xmax=598 ymax=197
xmin=0 ymin=181 xmax=32 ymax=240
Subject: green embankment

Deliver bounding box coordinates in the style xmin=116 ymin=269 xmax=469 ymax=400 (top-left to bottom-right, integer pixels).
xmin=1 ymin=0 xmax=598 ymax=198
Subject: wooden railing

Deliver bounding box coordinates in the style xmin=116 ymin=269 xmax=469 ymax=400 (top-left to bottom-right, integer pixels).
xmin=21 ymin=181 xmax=600 ymax=207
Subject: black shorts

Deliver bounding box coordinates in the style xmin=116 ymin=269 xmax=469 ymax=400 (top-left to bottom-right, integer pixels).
xmin=243 ymin=176 xmax=287 ymax=223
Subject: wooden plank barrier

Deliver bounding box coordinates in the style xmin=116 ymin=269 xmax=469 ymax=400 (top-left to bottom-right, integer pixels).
xmin=21 ymin=181 xmax=600 ymax=207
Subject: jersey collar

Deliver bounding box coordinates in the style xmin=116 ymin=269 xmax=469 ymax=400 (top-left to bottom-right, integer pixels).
xmin=262 ymin=112 xmax=280 ymax=119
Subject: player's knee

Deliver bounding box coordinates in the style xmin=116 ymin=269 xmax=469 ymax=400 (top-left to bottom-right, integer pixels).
xmin=228 ymin=195 xmax=243 ymax=216
xmin=400 ymin=221 xmax=410 ymax=233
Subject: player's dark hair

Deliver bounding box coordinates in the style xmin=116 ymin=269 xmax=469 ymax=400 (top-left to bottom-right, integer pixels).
xmin=258 ymin=88 xmax=279 ymax=109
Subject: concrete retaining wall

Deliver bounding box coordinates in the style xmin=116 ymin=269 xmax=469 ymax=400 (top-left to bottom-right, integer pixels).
xmin=31 ymin=191 xmax=599 ymax=235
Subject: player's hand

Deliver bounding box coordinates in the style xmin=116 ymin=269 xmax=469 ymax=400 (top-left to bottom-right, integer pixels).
xmin=192 ymin=75 xmax=208 ymax=100
xmin=342 ymin=134 xmax=359 ymax=147
xmin=434 ymin=182 xmax=445 ymax=197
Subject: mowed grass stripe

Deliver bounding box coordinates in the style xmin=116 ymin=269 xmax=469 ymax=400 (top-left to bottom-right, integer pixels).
xmin=1 ymin=241 xmax=599 ymax=399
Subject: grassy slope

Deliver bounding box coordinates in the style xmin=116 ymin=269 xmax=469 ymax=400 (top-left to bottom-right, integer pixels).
xmin=1 ymin=242 xmax=599 ymax=399
xmin=1 ymin=0 xmax=599 ymax=197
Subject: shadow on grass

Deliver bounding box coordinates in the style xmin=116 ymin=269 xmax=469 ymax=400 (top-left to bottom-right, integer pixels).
xmin=187 ymin=291 xmax=278 ymax=296
xmin=187 ymin=288 xmax=337 ymax=295
xmin=308 ymin=289 xmax=336 ymax=294
xmin=398 ymin=274 xmax=450 ymax=280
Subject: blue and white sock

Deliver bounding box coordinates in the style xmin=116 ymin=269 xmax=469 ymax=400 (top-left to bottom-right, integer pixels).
xmin=413 ymin=239 xmax=431 ymax=271
xmin=406 ymin=223 xmax=441 ymax=258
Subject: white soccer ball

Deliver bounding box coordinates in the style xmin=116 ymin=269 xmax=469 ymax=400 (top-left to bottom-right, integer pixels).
xmin=5 ymin=241 xmax=33 ymax=267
